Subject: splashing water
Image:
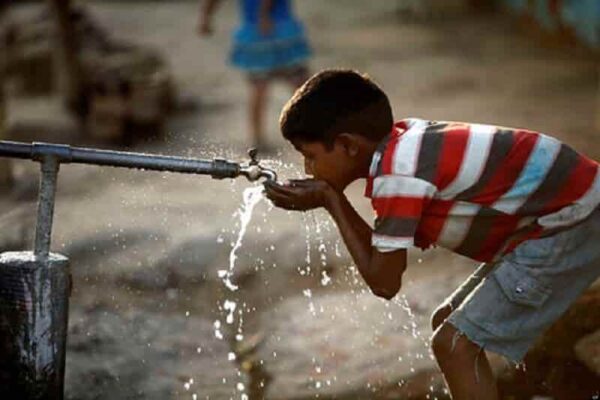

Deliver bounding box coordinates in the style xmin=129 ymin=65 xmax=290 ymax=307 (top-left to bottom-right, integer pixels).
xmin=214 ymin=185 xmax=264 ymax=399
xmin=218 ymin=186 xmax=264 ymax=291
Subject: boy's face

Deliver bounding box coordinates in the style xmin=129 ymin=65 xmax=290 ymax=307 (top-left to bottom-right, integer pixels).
xmin=292 ymin=138 xmax=362 ymax=191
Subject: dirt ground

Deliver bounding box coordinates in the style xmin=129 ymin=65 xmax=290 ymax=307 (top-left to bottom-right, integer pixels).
xmin=2 ymin=1 xmax=600 ymax=399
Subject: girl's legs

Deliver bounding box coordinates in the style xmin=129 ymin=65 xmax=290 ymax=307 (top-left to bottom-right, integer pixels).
xmin=285 ymin=68 xmax=310 ymax=91
xmin=247 ymin=67 xmax=308 ymax=149
xmin=249 ymin=79 xmax=269 ymax=148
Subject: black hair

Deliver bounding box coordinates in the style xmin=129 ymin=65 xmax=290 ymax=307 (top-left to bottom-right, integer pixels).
xmin=279 ymin=69 xmax=393 ymax=148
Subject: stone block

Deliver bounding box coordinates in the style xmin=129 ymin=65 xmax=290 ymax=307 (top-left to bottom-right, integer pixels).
xmin=575 ymin=329 xmax=600 ymax=377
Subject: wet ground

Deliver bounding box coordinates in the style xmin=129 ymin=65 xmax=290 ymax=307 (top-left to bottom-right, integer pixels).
xmin=2 ymin=1 xmax=600 ymax=399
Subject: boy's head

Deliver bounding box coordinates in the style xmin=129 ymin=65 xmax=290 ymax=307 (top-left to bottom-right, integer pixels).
xmin=280 ymin=69 xmax=393 ymax=190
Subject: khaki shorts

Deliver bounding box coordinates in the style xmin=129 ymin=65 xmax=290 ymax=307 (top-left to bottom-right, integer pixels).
xmin=446 ymin=210 xmax=600 ymax=362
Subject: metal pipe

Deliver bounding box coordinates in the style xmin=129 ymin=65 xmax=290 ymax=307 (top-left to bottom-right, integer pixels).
xmin=34 ymin=157 xmax=59 ymax=260
xmin=0 ymin=141 xmax=32 ymax=160
xmin=0 ymin=140 xmax=277 ymax=181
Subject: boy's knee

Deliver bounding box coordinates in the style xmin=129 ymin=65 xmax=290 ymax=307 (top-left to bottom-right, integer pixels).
xmin=431 ymin=322 xmax=481 ymax=364
xmin=430 ymin=303 xmax=453 ymax=331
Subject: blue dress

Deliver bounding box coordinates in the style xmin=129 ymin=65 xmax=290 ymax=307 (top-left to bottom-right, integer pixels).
xmin=230 ymin=0 xmax=311 ymax=74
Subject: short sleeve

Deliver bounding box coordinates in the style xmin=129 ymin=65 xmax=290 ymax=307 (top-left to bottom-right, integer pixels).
xmin=371 ymin=175 xmax=437 ymax=251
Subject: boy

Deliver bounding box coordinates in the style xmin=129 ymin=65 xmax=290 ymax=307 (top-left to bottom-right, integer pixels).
xmin=264 ymin=69 xmax=600 ymax=399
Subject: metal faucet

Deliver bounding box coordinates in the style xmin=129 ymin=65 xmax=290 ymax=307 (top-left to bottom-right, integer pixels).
xmin=240 ymin=148 xmax=277 ymax=182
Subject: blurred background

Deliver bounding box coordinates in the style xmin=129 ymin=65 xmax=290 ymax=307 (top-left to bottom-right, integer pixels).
xmin=1 ymin=1 xmax=600 ymax=399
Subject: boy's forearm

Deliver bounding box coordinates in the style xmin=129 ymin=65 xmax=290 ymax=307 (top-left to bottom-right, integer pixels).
xmin=325 ymin=191 xmax=406 ymax=299
xmin=325 ymin=191 xmax=373 ymax=271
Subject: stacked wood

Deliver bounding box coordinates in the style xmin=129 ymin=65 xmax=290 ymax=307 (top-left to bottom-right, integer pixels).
xmin=0 ymin=5 xmax=175 ymax=143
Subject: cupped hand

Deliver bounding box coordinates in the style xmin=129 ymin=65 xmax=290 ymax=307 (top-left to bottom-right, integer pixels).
xmin=264 ymin=179 xmax=336 ymax=211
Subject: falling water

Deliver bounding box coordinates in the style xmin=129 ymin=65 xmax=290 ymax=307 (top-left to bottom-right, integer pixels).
xmin=213 ymin=185 xmax=264 ymax=400
xmin=218 ymin=186 xmax=264 ymax=291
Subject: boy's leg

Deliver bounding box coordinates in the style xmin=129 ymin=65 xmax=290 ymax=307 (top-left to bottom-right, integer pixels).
xmin=431 ymin=262 xmax=497 ymax=331
xmin=249 ymin=79 xmax=268 ymax=148
xmin=432 ymin=322 xmax=499 ymax=400
xmin=435 ymin=210 xmax=600 ymax=399
xmin=430 ymin=262 xmax=499 ymax=399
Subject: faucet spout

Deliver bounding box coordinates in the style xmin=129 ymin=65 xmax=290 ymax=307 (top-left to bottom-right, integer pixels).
xmin=239 ymin=164 xmax=277 ymax=182
xmin=259 ymin=169 xmax=277 ymax=182
xmin=238 ymin=148 xmax=277 ymax=182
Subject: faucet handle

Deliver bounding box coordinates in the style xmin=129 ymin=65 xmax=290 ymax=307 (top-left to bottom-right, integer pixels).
xmin=248 ymin=148 xmax=259 ymax=165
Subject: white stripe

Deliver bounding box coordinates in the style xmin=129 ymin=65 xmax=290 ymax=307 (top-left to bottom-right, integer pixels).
xmin=448 ymin=201 xmax=482 ymax=216
xmin=372 ymin=234 xmax=414 ymax=250
xmin=369 ymin=152 xmax=382 ymax=176
xmin=392 ymin=124 xmax=426 ymax=176
xmin=436 ymin=215 xmax=477 ymax=250
xmin=492 ymin=134 xmax=561 ymax=215
xmin=439 ymin=124 xmax=496 ymax=199
xmin=538 ymin=165 xmax=600 ymax=228
xmin=372 ymin=175 xmax=437 ymax=198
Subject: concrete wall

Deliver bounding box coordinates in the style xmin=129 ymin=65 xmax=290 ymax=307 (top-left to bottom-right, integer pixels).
xmin=500 ymin=0 xmax=600 ymax=49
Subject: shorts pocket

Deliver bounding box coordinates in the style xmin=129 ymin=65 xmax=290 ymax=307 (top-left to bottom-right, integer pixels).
xmin=458 ymin=262 xmax=553 ymax=338
xmin=493 ymin=265 xmax=551 ymax=308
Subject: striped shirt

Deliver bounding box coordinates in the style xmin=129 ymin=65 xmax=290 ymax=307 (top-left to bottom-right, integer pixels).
xmin=365 ymin=118 xmax=600 ymax=262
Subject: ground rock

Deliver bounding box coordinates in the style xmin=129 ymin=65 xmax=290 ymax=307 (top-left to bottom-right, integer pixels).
xmin=66 ymin=306 xmax=246 ymax=400
xmin=575 ymin=329 xmax=600 ymax=376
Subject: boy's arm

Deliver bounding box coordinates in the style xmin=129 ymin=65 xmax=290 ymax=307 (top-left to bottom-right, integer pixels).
xmin=327 ymin=190 xmax=407 ymax=300
xmin=265 ymin=180 xmax=407 ymax=300
xmin=198 ymin=0 xmax=221 ymax=36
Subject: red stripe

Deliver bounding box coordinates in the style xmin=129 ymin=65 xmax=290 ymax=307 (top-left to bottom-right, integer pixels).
xmin=473 ymin=130 xmax=538 ymax=205
xmin=372 ymin=197 xmax=427 ymax=218
xmin=502 ymin=225 xmax=544 ymax=256
xmin=414 ymin=199 xmax=454 ymax=245
xmin=540 ymin=157 xmax=598 ymax=214
xmin=435 ymin=125 xmax=469 ymax=190
xmin=474 ymin=215 xmax=520 ymax=261
xmin=364 ymin=176 xmax=374 ymax=198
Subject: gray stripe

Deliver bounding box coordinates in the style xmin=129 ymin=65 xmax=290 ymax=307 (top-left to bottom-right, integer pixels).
xmin=374 ymin=133 xmax=391 ymax=177
xmin=454 ymin=208 xmax=504 ymax=258
xmin=517 ymin=144 xmax=580 ymax=215
xmin=456 ymin=129 xmax=514 ymax=201
xmin=415 ymin=123 xmax=447 ymax=184
xmin=375 ymin=217 xmax=419 ymax=237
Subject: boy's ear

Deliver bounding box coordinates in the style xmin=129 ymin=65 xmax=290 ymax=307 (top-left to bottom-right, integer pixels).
xmin=336 ymin=133 xmax=361 ymax=157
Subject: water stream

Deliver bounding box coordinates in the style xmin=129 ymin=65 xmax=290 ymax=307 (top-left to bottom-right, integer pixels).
xmin=218 ymin=186 xmax=264 ymax=292
xmin=214 ymin=185 xmax=264 ymax=400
